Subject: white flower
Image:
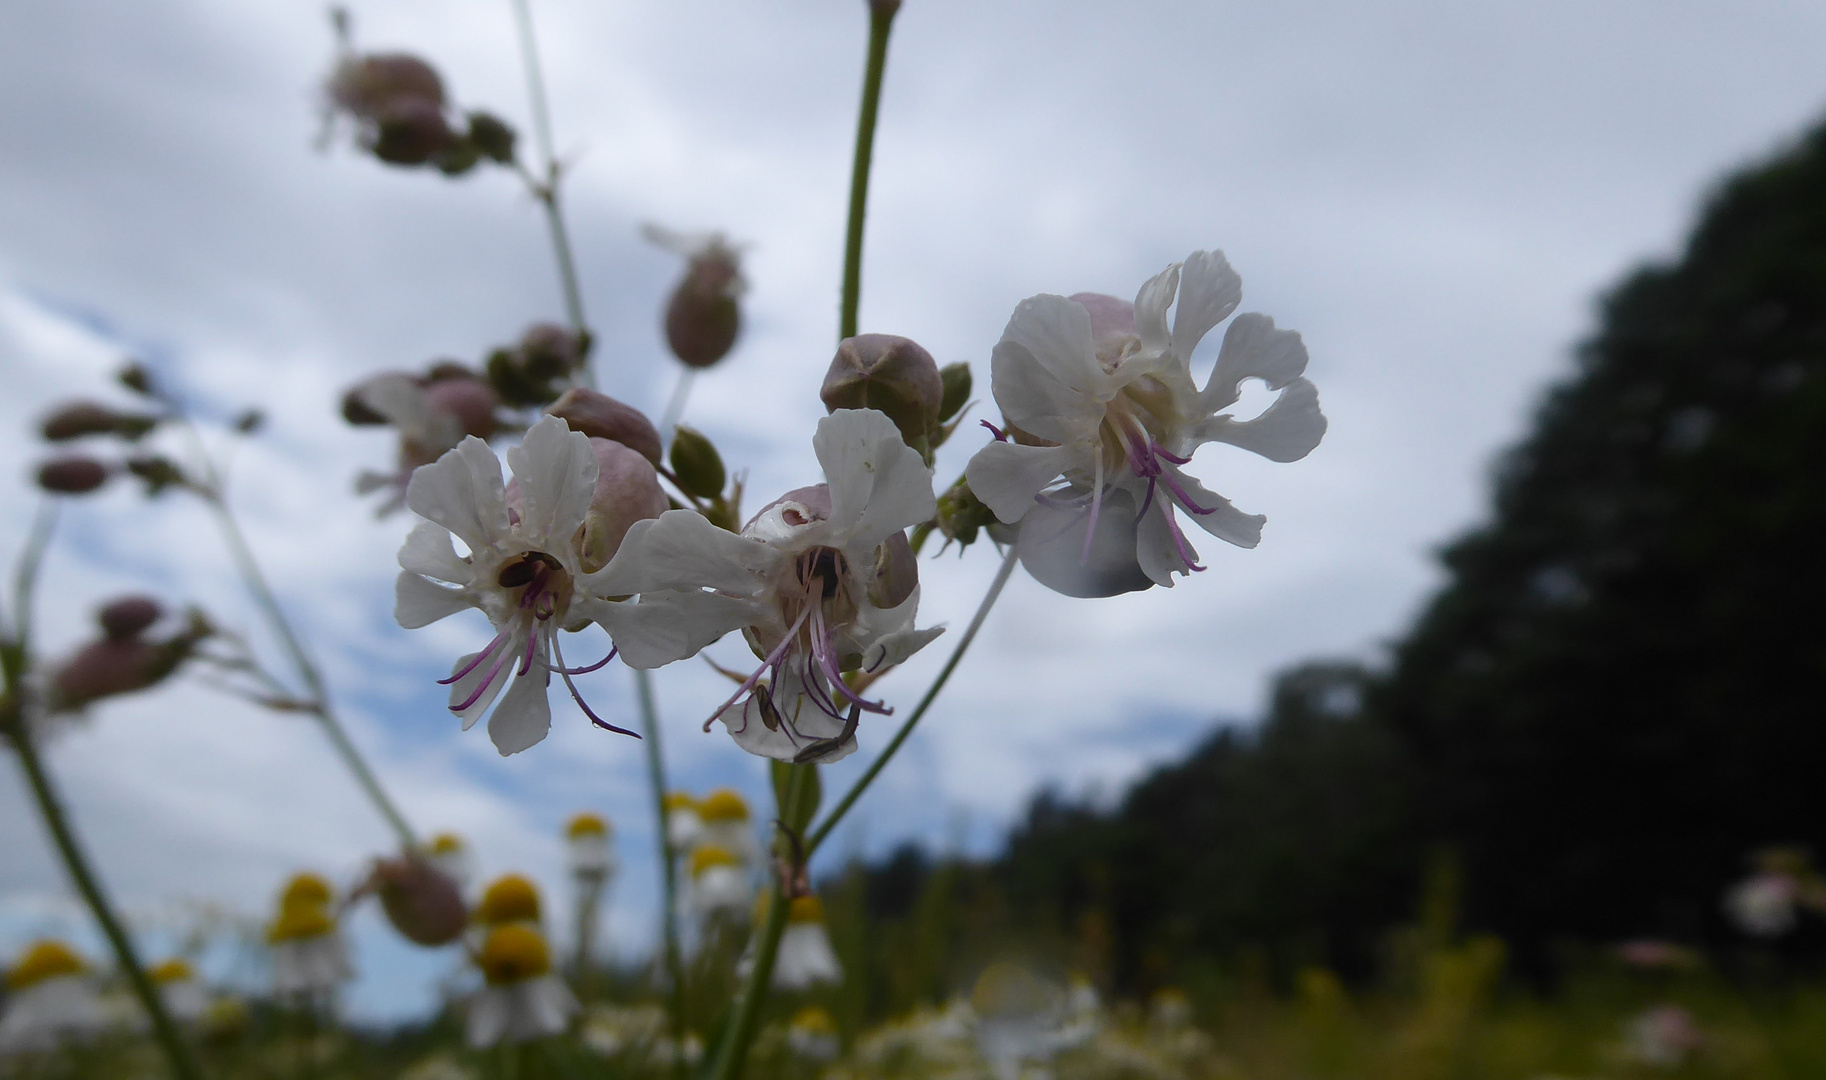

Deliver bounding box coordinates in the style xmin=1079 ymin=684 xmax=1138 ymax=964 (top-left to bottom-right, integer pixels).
xmin=150 ymin=958 xmax=210 ymax=1023
xmin=427 ymin=833 xmax=475 ymax=893
xmin=965 ymin=251 xmax=1326 ymax=595
xmin=687 ymin=846 xmax=753 ymax=921
xmin=773 ymin=897 xmax=842 ymax=990
xmin=663 ymin=793 xmax=704 ymax=851
xmin=1725 ymin=872 xmax=1799 ymax=937
xmin=271 ymin=932 xmax=353 ymax=997
xmin=396 ymin=415 xmax=664 ymax=755
xmin=0 ymin=942 xmax=110 ymax=1054
xmin=593 ymin=409 xmax=942 ymax=762
xmin=468 ymin=925 xmax=577 ymax=1047
xmin=970 ymin=962 xmax=1067 ymax=1080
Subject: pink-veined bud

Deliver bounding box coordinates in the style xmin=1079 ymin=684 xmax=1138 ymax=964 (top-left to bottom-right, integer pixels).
xmin=49 ymin=610 xmax=212 ymax=711
xmin=545 ymin=388 xmax=662 ymax=466
xmin=327 ymin=53 xmax=446 ymax=122
xmin=36 ymin=456 xmax=110 ymax=495
xmin=423 ymin=376 xmax=499 ymax=441
xmin=97 ymin=596 xmax=162 ymax=640
xmin=580 ymin=439 xmax=669 ymax=574
xmin=821 ymin=335 xmax=944 ymax=457
xmin=356 ymin=856 xmax=468 ymax=947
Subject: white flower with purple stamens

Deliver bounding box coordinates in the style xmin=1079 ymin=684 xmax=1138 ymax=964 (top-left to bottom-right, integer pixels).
xmin=591 ymin=409 xmax=941 ymax=763
xmin=965 ymin=250 xmax=1327 ymax=596
xmin=395 ymin=415 xmax=665 ymax=755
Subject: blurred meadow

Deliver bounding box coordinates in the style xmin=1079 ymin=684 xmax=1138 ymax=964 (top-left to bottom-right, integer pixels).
xmin=4 ymin=1 xmax=1826 ymax=1078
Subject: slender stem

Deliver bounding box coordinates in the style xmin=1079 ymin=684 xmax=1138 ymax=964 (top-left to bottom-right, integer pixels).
xmin=200 ymin=495 xmax=417 ymax=850
xmin=1 ymin=513 xmax=205 ymax=1080
xmin=807 ymin=544 xmax=1017 ymax=854
xmin=510 ymin=0 xmax=594 ymax=387
xmin=635 ymin=666 xmax=689 ymax=1077
xmin=707 ymin=767 xmax=807 ymax=1080
xmin=657 ymin=368 xmax=697 ymax=455
xmin=838 ymin=2 xmax=899 ymax=341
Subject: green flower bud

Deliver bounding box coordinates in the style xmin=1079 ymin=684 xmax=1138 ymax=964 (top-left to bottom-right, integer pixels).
xmin=466 ymin=111 xmax=517 ymax=164
xmin=118 ymin=363 xmax=156 ymax=396
xmin=937 ymin=362 xmax=972 ymax=423
xmin=934 ymin=475 xmax=996 ymax=549
xmin=433 ymin=136 xmax=482 ymax=177
xmin=36 ymin=456 xmax=109 ymax=495
xmin=124 ymin=454 xmax=186 ymax=495
xmin=668 ymin=424 xmax=725 ymax=500
xmin=545 ymin=388 xmax=662 ymax=466
xmin=820 ymin=334 xmax=943 ymax=458
xmin=370 ymin=98 xmax=456 ymax=166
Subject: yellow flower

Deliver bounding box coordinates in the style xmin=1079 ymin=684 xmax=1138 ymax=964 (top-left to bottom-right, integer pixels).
xmin=688 ymin=844 xmax=740 ymax=880
xmin=475 ymin=873 xmax=541 ymax=925
xmin=280 ymin=872 xmax=335 ymax=908
xmin=268 ymin=901 xmax=334 ymax=944
xmin=787 ymin=895 xmax=825 ymax=924
xmin=149 ymin=958 xmax=195 ymax=985
xmin=697 ymin=789 xmax=749 ymax=823
xmin=566 ymin=812 xmax=609 ymax=839
xmin=428 ymin=832 xmax=467 ymax=855
xmin=476 ymin=924 xmax=552 ymax=986
xmin=7 ymin=940 xmax=86 ymax=991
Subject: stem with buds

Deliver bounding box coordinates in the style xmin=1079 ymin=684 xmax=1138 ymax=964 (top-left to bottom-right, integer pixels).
xmin=1 ymin=504 xmax=207 ymax=1080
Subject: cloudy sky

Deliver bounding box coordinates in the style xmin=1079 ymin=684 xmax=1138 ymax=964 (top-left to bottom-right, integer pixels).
xmin=3 ymin=0 xmax=1824 ymax=1021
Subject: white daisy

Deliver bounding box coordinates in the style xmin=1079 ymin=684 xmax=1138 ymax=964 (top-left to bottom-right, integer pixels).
xmin=0 ymin=941 xmax=110 ymax=1054
xmin=593 ymin=409 xmax=942 ymax=763
xmin=965 ymin=250 xmax=1326 ymax=595
xmin=566 ymin=813 xmax=616 ymax=883
xmin=396 ymin=415 xmax=666 ymax=755
xmin=467 ymin=924 xmax=577 ymax=1047
xmin=773 ymin=896 xmax=842 ymax=990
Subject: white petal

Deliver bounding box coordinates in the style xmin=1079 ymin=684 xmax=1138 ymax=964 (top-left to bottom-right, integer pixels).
xmin=964 ymin=441 xmax=1079 ymax=524
xmin=586 ymin=510 xmax=777 ymax=598
xmin=487 ymin=646 xmax=552 ymax=756
xmin=862 ymin=624 xmax=945 ymax=674
xmin=449 ymin=641 xmax=513 ymax=731
xmin=591 ymin=591 xmax=760 ymax=669
xmin=1163 ymin=467 xmax=1264 ymax=548
xmin=399 ymin=521 xmax=475 ymax=585
xmin=467 ymin=988 xmax=509 ymax=1048
xmin=406 ymin=437 xmax=511 ymax=557
xmin=358 ymin=373 xmax=430 ymax=433
xmin=1014 ymin=487 xmax=1154 ymax=598
xmin=1201 ymin=313 xmax=1309 ymax=411
xmin=853 ymin=584 xmax=943 ymax=672
xmin=991 ymin=297 xmax=1109 ymax=445
xmin=526 ymin=976 xmax=579 ymax=1037
xmin=506 ymin=416 xmax=598 ymax=553
xmin=1194 ymin=377 xmax=1328 ymax=462
xmin=816 ymin=409 xmax=938 ymax=554
xmin=1134 ymin=498 xmax=1197 ymax=588
xmin=1170 ymin=250 xmax=1242 ymax=361
xmin=1133 ymin=261 xmax=1180 ymax=357
xmin=717 ymin=667 xmax=855 ymax=763
xmin=395 ymin=572 xmax=474 ymax=629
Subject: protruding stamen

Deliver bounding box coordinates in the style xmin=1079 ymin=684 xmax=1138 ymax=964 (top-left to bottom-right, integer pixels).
xmin=450 ymin=633 xmax=520 ymax=713
xmin=980 ymin=419 xmax=1009 ymax=442
xmin=552 ymin=632 xmax=639 ymax=738
xmin=439 ymin=628 xmax=510 ymax=686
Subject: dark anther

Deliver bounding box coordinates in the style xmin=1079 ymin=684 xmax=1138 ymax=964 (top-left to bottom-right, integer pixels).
xmin=755 ymin=682 xmax=782 ymax=731
xmin=496 ymin=551 xmax=561 ymax=588
xmin=804 ymin=547 xmax=846 ymax=598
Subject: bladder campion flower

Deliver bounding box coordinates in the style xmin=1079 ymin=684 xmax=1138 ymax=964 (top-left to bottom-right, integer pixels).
xmin=965 ymin=250 xmax=1327 ymax=596
xmin=468 ymin=924 xmax=578 ymax=1047
xmin=593 ymin=409 xmax=942 ymax=762
xmin=396 ymin=415 xmax=666 ymax=755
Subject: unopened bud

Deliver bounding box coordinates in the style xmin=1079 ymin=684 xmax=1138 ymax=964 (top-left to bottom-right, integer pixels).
xmin=125 ymin=454 xmax=186 ymax=495
xmin=645 ymin=227 xmax=744 ymax=368
xmin=519 ymin=323 xmax=582 ymax=379
xmin=118 ymin=362 xmax=156 ymax=397
xmin=98 ymin=596 xmax=162 ymax=640
xmin=360 ymin=857 xmax=467 ymax=947
xmin=579 ymin=439 xmax=669 ymax=574
xmin=467 ymin=111 xmax=517 ymax=164
xmin=821 ymin=334 xmax=943 ymax=456
xmin=545 ymin=388 xmax=662 ymax=466
xmin=41 ymin=401 xmax=157 ymax=442
xmin=937 ymin=362 xmax=972 ymax=423
xmin=327 ymin=53 xmax=445 ymax=122
xmin=934 ymin=475 xmax=996 ymax=548
xmin=36 ymin=456 xmax=110 ymax=495
xmin=424 ymin=377 xmax=499 ymax=440
xmin=668 ymin=425 xmax=725 ymax=500
xmin=434 ymin=137 xmax=482 ymax=177
xmin=369 ymin=98 xmax=456 ymax=166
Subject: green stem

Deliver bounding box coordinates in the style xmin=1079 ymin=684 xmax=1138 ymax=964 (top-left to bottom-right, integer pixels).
xmin=807 ymin=544 xmax=1017 ymax=855
xmin=635 ymin=667 xmax=690 ymax=1077
xmin=201 ymin=495 xmax=417 ymax=850
xmin=510 ymin=0 xmax=594 ymax=387
xmin=1 ymin=509 xmax=206 ymax=1080
xmin=707 ymin=766 xmax=808 ymax=1080
xmin=838 ymin=1 xmax=899 ymax=341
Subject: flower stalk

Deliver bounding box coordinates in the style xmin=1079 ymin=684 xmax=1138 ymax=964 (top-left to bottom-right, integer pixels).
xmin=839 ymin=0 xmax=899 ymax=341
xmin=636 ymin=665 xmax=690 ymax=1076
xmin=1 ymin=505 xmax=206 ymax=1080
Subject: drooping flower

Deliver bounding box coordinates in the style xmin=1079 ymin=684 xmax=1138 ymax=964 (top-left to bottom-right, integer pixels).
xmin=347 ymin=368 xmax=501 ymax=515
xmin=1725 ymin=871 xmax=1799 ymax=937
xmin=694 ymin=789 xmax=756 ymax=863
xmin=970 ymin=961 xmax=1067 ymax=1080
xmin=965 ymin=250 xmax=1327 ymax=596
xmin=467 ymin=924 xmax=577 ymax=1047
xmin=395 ymin=415 xmax=666 ymax=755
xmin=0 ymin=940 xmax=110 ymax=1054
xmin=593 ymin=409 xmax=942 ymax=762
xmin=773 ymin=896 xmax=842 ymax=990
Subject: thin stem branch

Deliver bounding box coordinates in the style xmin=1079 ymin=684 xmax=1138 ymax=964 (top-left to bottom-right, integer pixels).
xmin=635 ymin=666 xmax=689 ymax=1077
xmin=510 ymin=0 xmax=594 ymax=387
xmin=839 ymin=2 xmax=899 ymax=341
xmin=658 ymin=368 xmax=697 ymax=455
xmin=1 ymin=508 xmax=205 ymax=1080
xmin=807 ymin=544 xmax=1017 ymax=855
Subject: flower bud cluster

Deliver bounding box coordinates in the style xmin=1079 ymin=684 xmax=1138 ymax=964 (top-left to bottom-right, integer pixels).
xmin=487 ymin=323 xmax=590 ymax=408
xmin=820 ymin=335 xmax=974 ymax=467
xmin=32 ymin=378 xmax=175 ymax=498
xmin=48 ymin=598 xmax=213 ymax=713
xmin=343 ymin=361 xmax=505 ymax=513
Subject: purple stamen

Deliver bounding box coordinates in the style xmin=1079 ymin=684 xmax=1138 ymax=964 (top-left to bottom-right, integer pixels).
xmin=1164 ymin=509 xmax=1207 ymax=573
xmin=809 ymin=605 xmax=890 ymax=716
xmin=516 ymin=628 xmax=538 ymax=677
xmin=701 ymin=604 xmax=814 ymax=733
xmin=449 ymin=633 xmax=519 ymax=713
xmin=552 ymin=632 xmax=639 ymax=738
xmin=1159 ymin=469 xmax=1219 ymax=515
xmin=1137 ymin=476 xmax=1158 ymax=520
xmin=980 ymin=419 xmax=1009 ymax=442
xmin=1151 ymin=441 xmax=1193 ymax=466
xmin=1080 ymin=454 xmax=1105 ymax=565
xmin=547 ymin=643 xmax=618 ymax=676
xmin=438 ymin=628 xmax=510 ymax=685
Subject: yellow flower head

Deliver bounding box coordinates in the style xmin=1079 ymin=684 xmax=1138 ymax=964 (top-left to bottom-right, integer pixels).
xmin=688 ymin=844 xmax=740 ymax=879
xmin=697 ymin=788 xmax=749 ymax=823
xmin=663 ymin=791 xmax=698 ymax=814
xmin=566 ymin=812 xmax=609 ymax=839
xmin=790 ymin=1005 xmax=837 ymax=1035
xmin=476 ymin=923 xmax=552 ymax=986
xmin=429 ymin=832 xmax=467 ymax=855
xmin=8 ymin=939 xmax=86 ymax=990
xmin=475 ymin=873 xmax=542 ymax=925
xmin=787 ymin=895 xmax=825 ymax=924
xmin=268 ymin=900 xmax=335 ymax=943
xmin=280 ymin=872 xmax=334 ymax=909
xmin=150 ymin=958 xmax=196 ymax=985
